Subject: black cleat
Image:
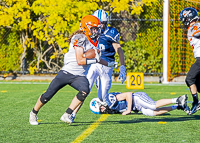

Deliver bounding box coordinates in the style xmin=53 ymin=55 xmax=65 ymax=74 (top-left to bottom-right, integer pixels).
xmin=188 ymin=102 xmax=198 ymax=115
xmin=196 ymin=102 xmax=200 ymax=111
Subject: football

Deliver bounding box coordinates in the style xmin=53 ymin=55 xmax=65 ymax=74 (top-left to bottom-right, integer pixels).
xmin=84 ymin=49 xmax=100 ymax=59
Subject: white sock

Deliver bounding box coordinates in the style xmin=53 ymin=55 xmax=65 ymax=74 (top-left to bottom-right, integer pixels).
xmin=71 ymin=113 xmax=76 ymax=118
xmin=172 ymin=98 xmax=178 ymax=103
xmin=171 ymin=105 xmax=178 ymax=110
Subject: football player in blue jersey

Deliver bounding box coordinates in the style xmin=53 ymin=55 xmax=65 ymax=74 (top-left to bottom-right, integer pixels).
xmin=88 ymin=9 xmax=126 ymax=101
xmin=70 ymin=10 xmax=126 ymax=122
xmin=90 ymin=92 xmax=189 ymax=116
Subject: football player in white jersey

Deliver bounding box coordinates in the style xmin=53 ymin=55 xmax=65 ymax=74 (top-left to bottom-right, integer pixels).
xmin=90 ymin=92 xmax=189 ymax=116
xmin=179 ymin=7 xmax=200 ymax=115
xmin=29 ymin=15 xmax=115 ymax=125
xmin=70 ymin=10 xmax=126 ymax=122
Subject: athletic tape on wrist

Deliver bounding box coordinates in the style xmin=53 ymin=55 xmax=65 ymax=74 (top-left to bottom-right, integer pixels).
xmin=86 ymin=58 xmax=97 ymax=65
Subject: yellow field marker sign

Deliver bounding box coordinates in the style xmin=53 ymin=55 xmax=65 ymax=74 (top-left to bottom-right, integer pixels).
xmin=71 ymin=114 xmax=109 ymax=143
xmin=126 ymin=72 xmax=144 ymax=89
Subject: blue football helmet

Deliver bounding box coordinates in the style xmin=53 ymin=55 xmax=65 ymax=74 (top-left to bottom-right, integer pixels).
xmin=93 ymin=10 xmax=109 ymax=32
xmin=179 ymin=7 xmax=199 ymax=26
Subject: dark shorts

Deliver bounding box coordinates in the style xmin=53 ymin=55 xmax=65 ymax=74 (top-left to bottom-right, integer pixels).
xmin=42 ymin=70 xmax=90 ymax=101
xmin=186 ymin=58 xmax=200 ymax=92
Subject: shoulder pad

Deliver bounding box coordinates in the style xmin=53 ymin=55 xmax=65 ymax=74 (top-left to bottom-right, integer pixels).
xmin=106 ymin=92 xmax=121 ymax=108
xmin=104 ymin=27 xmax=120 ymax=42
xmin=71 ymin=34 xmax=87 ymax=47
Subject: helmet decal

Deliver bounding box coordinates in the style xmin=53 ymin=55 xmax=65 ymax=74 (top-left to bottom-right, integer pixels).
xmin=179 ymin=7 xmax=199 ymax=27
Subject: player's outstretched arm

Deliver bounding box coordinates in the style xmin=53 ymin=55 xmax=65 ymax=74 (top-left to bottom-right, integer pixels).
xmin=113 ymin=43 xmax=126 ymax=84
xmin=116 ymin=92 xmax=132 ymax=115
xmin=113 ymin=43 xmax=125 ymax=66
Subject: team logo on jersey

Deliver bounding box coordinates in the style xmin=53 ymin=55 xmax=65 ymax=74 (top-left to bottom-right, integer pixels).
xmin=108 ymin=94 xmax=116 ymax=104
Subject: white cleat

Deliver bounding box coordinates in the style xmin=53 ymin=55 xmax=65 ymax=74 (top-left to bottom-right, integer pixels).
xmin=29 ymin=111 xmax=39 ymax=125
xmin=177 ymin=94 xmax=188 ymax=108
xmin=71 ymin=113 xmax=76 ymax=123
xmin=60 ymin=112 xmax=73 ymax=125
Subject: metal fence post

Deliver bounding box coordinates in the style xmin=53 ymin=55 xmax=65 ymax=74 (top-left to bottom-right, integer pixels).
xmin=22 ymin=58 xmax=25 ymax=75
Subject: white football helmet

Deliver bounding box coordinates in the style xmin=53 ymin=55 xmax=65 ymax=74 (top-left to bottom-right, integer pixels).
xmin=89 ymin=98 xmax=107 ymax=114
xmin=93 ymin=10 xmax=109 ymax=32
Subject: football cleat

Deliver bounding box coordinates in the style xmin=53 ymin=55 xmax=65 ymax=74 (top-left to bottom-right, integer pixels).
xmin=188 ymin=102 xmax=198 ymax=115
xmin=29 ymin=111 xmax=39 ymax=125
xmin=196 ymin=102 xmax=200 ymax=111
xmin=60 ymin=112 xmax=73 ymax=125
xmin=183 ymin=105 xmax=190 ymax=114
xmin=176 ymin=94 xmax=188 ymax=108
xmin=70 ymin=113 xmax=76 ymax=123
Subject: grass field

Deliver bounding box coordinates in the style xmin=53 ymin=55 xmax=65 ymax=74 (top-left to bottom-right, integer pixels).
xmin=1 ymin=81 xmax=200 ymax=143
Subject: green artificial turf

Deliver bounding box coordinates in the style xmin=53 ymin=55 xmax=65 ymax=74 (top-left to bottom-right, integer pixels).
xmin=0 ymin=82 xmax=200 ymax=143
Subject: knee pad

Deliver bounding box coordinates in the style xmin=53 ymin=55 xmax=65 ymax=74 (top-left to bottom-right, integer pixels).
xmin=76 ymin=91 xmax=88 ymax=102
xmin=40 ymin=94 xmax=49 ymax=104
xmin=141 ymin=108 xmax=155 ymax=116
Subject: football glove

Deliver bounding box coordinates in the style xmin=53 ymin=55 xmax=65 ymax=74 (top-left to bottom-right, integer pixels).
xmin=118 ymin=65 xmax=126 ymax=84
xmin=108 ymin=62 xmax=118 ymax=68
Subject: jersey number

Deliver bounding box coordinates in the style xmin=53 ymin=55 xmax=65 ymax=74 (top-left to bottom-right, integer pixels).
xmin=98 ymin=44 xmax=105 ymax=51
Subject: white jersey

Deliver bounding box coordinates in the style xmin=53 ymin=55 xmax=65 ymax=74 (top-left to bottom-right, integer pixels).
xmin=62 ymin=34 xmax=97 ymax=76
xmin=187 ymin=22 xmax=200 ymax=58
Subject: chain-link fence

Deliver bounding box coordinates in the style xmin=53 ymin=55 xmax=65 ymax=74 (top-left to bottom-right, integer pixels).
xmin=0 ymin=0 xmax=199 ymax=79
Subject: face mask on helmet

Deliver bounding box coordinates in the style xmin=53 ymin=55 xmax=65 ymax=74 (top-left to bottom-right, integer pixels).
xmin=93 ymin=10 xmax=109 ymax=33
xmin=80 ymin=15 xmax=101 ymax=40
xmin=179 ymin=7 xmax=199 ymax=28
xmin=100 ymin=105 xmax=118 ymax=114
xmin=90 ymin=26 xmax=102 ymax=39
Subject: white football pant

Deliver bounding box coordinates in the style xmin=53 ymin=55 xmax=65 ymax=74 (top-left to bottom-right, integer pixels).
xmin=133 ymin=92 xmax=157 ymax=116
xmin=86 ymin=63 xmax=113 ymax=102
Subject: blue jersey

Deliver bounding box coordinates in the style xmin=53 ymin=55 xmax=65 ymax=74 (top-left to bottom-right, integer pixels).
xmin=105 ymin=92 xmax=143 ymax=113
xmin=105 ymin=92 xmax=128 ymax=112
xmin=97 ymin=27 xmax=120 ymax=62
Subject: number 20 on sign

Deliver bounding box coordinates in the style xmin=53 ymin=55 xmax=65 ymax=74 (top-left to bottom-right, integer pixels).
xmin=126 ymin=72 xmax=144 ymax=89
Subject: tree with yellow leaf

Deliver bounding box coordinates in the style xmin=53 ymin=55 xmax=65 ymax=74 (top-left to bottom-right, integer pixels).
xmin=0 ymin=0 xmax=157 ymax=73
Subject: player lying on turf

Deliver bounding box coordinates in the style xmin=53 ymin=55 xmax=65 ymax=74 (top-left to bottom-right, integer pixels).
xmin=89 ymin=92 xmax=190 ymax=116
